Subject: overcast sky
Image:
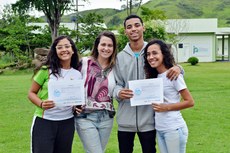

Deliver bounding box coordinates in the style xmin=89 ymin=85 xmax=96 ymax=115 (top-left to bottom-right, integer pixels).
xmin=0 ymin=0 xmax=150 ymax=17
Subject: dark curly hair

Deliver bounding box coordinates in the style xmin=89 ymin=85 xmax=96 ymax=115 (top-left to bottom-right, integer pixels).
xmin=34 ymin=35 xmax=79 ymax=78
xmin=144 ymin=39 xmax=175 ymax=78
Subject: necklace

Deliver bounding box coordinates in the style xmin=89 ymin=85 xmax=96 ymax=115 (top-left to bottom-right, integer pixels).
xmin=60 ymin=68 xmax=72 ymax=79
xmin=95 ymin=59 xmax=111 ymax=79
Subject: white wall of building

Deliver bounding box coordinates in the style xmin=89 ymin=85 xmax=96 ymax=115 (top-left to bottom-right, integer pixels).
xmin=175 ymin=34 xmax=216 ymax=62
xmin=166 ymin=18 xmax=219 ymax=62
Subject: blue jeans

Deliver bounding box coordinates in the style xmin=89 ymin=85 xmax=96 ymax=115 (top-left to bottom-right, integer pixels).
xmin=156 ymin=125 xmax=188 ymax=153
xmin=74 ymin=110 xmax=114 ymax=153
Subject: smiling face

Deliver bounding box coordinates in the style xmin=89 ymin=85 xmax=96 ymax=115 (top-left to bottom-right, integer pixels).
xmin=55 ymin=38 xmax=74 ymax=63
xmin=146 ymin=44 xmax=165 ymax=71
xmin=97 ymin=36 xmax=114 ymax=61
xmin=124 ymin=18 xmax=145 ymax=42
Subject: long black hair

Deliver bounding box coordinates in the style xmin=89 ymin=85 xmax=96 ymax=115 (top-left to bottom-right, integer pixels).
xmin=144 ymin=39 xmax=175 ymax=78
xmin=34 ymin=35 xmax=79 ymax=78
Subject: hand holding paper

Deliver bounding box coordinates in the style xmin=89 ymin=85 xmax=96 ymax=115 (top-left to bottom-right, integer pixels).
xmin=128 ymin=78 xmax=163 ymax=106
xmin=48 ymin=79 xmax=85 ymax=106
xmin=119 ymin=89 xmax=133 ymax=100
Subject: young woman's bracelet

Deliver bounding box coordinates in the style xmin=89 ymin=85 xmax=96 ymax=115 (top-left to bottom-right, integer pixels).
xmin=40 ymin=101 xmax=43 ymax=108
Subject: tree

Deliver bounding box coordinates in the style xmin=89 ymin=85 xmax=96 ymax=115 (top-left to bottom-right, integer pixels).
xmin=0 ymin=5 xmax=43 ymax=66
xmin=107 ymin=15 xmax=122 ymax=28
xmin=117 ymin=25 xmax=129 ymax=51
xmin=144 ymin=20 xmax=167 ymax=42
xmin=12 ymin=0 xmax=78 ymax=41
xmin=74 ymin=12 xmax=106 ymax=54
xmin=120 ymin=0 xmax=143 ymax=15
xmin=140 ymin=7 xmax=167 ymax=41
xmin=141 ymin=6 xmax=167 ymax=21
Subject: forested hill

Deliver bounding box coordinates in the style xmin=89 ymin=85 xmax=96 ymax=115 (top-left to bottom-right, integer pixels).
xmin=61 ymin=0 xmax=230 ymax=28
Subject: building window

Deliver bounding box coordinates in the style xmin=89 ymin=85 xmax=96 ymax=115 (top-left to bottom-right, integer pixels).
xmin=178 ymin=43 xmax=183 ymax=48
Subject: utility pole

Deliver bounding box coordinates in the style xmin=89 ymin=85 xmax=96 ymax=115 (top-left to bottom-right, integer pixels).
xmin=75 ymin=0 xmax=84 ymax=42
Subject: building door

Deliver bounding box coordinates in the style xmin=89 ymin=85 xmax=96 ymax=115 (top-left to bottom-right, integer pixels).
xmin=183 ymin=43 xmax=190 ymax=62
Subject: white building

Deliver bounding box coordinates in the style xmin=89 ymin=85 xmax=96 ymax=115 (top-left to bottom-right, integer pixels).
xmin=30 ymin=19 xmax=230 ymax=62
xmin=165 ymin=18 xmax=230 ymax=62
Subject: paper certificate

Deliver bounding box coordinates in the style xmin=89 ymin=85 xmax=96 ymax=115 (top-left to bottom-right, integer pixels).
xmin=48 ymin=80 xmax=85 ymax=106
xmin=128 ymin=78 xmax=163 ymax=106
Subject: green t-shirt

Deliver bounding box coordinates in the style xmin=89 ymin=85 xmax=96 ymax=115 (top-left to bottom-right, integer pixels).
xmin=33 ymin=67 xmax=49 ymax=118
xmin=32 ymin=67 xmax=82 ymax=120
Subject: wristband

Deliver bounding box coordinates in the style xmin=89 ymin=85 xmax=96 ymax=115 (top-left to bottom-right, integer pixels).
xmin=40 ymin=101 xmax=43 ymax=108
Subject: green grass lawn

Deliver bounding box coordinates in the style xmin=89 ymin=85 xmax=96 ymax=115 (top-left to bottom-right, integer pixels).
xmin=0 ymin=62 xmax=229 ymax=153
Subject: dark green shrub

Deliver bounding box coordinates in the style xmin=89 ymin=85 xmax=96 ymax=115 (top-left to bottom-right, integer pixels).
xmin=187 ymin=57 xmax=199 ymax=65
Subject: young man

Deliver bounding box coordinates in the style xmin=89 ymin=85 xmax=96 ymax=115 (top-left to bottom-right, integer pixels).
xmin=113 ymin=14 xmax=182 ymax=153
